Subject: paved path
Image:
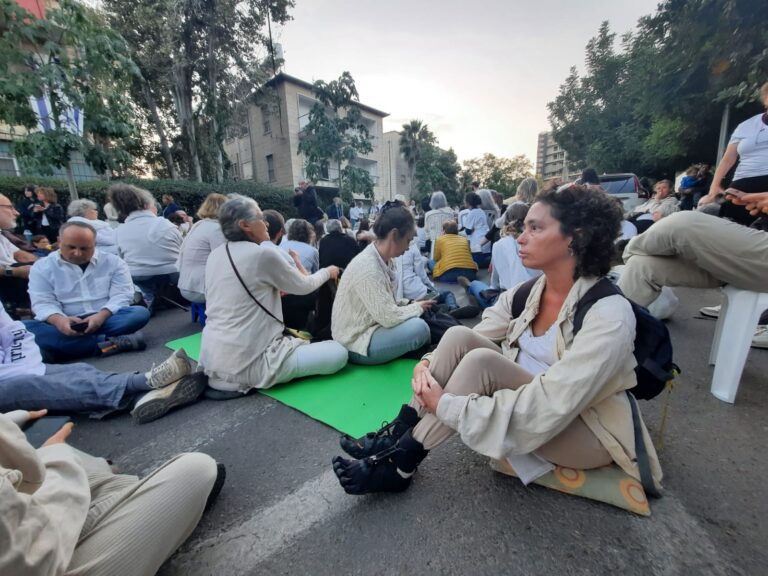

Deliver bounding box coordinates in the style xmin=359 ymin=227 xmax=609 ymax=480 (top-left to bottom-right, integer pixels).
xmin=70 ymin=283 xmax=767 ymax=575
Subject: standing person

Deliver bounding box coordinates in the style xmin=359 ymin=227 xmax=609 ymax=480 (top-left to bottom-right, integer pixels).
xmin=424 ymin=191 xmax=455 ymax=260
xmin=294 ymin=180 xmax=322 ymax=224
xmin=25 ymin=222 xmax=150 ymax=361
xmin=700 ymin=82 xmax=768 ymax=226
xmin=461 ymin=191 xmax=491 ymax=267
xmin=32 ymin=187 xmax=64 ymax=243
xmin=0 ymin=408 xmax=224 ymax=574
xmin=16 ymin=184 xmax=38 ymax=234
xmin=350 ymin=201 xmax=363 ymax=229
xmin=326 ymin=196 xmax=344 ymax=220
xmin=332 ymin=202 xmax=432 ymax=365
xmin=200 ymin=195 xmax=347 ymax=396
xmin=110 ymin=184 xmax=183 ymax=312
xmin=332 ymin=184 xmax=662 ymax=496
xmin=177 ymin=193 xmax=227 ymax=304
xmin=161 ymin=194 xmax=181 ymax=219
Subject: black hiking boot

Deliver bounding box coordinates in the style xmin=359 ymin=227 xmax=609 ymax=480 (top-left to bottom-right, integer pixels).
xmin=332 ymin=429 xmax=429 ymax=495
xmin=339 ymin=404 xmax=420 ymax=459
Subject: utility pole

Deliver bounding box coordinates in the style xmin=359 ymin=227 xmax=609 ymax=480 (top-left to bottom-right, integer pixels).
xmin=716 ymin=103 xmax=731 ymax=166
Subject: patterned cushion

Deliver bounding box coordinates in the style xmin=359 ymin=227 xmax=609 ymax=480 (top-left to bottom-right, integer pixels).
xmin=489 ymin=458 xmax=651 ymax=516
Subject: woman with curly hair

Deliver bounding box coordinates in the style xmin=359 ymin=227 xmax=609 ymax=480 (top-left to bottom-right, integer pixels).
xmin=332 ymin=184 xmax=662 ymax=495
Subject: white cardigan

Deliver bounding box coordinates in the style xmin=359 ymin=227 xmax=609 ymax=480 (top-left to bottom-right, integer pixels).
xmin=332 ymin=243 xmax=423 ymax=356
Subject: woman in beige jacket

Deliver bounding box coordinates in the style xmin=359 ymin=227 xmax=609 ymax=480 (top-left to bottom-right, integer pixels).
xmin=333 ymin=185 xmax=663 ymax=495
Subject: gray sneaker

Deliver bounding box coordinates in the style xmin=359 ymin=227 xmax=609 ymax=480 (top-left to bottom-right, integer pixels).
xmin=699 ymin=304 xmax=721 ymax=318
xmin=147 ymin=349 xmax=192 ymax=389
xmin=132 ymin=372 xmax=208 ymax=424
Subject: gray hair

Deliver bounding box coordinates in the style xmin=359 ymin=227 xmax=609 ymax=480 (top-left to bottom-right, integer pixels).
xmin=429 ymin=191 xmax=448 ymax=210
xmin=107 ymin=183 xmax=156 ymax=218
xmin=326 ymin=219 xmax=343 ymax=234
xmin=67 ymin=198 xmax=98 ymax=218
xmin=516 ymin=178 xmax=538 ymax=204
xmin=218 ymin=194 xmax=262 ymax=241
xmin=478 ymin=189 xmax=500 ymax=217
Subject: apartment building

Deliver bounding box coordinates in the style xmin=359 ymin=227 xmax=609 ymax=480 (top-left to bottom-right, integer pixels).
xmin=535 ymin=131 xmax=580 ymax=183
xmin=224 ymin=73 xmax=389 ymax=200
xmin=381 ymin=130 xmax=412 ymax=202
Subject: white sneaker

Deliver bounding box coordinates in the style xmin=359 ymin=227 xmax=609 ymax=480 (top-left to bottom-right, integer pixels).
xmin=146 ymin=349 xmax=192 ymax=389
xmin=699 ymin=304 xmax=721 ymax=318
xmin=132 ymin=372 xmax=207 ymax=424
xmin=647 ymin=287 xmax=679 ymax=320
xmin=753 ymin=325 xmax=768 ymax=349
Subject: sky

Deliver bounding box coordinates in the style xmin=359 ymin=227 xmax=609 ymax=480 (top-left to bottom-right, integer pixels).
xmin=274 ymin=0 xmax=660 ymax=166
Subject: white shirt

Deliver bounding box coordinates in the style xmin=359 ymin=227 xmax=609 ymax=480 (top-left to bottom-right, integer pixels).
xmin=516 ymin=323 xmax=558 ymax=377
xmin=177 ymin=219 xmax=226 ymax=295
xmin=0 ymin=235 xmax=18 ymax=267
xmin=619 ymin=220 xmax=638 ymax=240
xmin=395 ymin=240 xmax=434 ymax=301
xmin=729 ymin=113 xmax=768 ymax=180
xmin=280 ymin=240 xmax=319 ymax=273
xmin=350 ymin=206 xmax=361 ymax=221
xmin=490 ymin=236 xmax=541 ymax=290
xmin=463 ymin=208 xmax=490 ymax=253
xmin=28 ymin=249 xmax=135 ymax=321
xmin=115 ymin=210 xmax=182 ymax=277
xmin=67 ymin=217 xmax=118 ymax=254
xmin=0 ymin=306 xmax=45 ymax=381
xmin=261 ymin=240 xmax=296 ymax=266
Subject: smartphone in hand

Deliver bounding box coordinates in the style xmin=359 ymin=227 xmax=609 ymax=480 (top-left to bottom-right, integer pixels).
xmin=70 ymin=321 xmax=89 ymax=333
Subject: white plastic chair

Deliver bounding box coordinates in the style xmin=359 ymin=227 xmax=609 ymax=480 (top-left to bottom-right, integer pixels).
xmin=708 ymin=285 xmax=768 ymax=403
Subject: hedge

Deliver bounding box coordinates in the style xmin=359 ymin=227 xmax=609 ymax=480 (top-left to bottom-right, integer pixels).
xmin=0 ymin=176 xmax=298 ymax=218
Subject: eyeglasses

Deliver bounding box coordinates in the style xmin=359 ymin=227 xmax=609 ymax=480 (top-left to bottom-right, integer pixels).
xmin=0 ymin=204 xmax=16 ymax=210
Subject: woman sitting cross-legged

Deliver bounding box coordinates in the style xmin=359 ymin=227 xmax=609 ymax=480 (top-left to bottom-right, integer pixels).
xmin=332 ymin=184 xmax=662 ymax=495
xmin=332 ymin=202 xmax=432 ymax=365
xmin=199 ymin=195 xmax=348 ymax=397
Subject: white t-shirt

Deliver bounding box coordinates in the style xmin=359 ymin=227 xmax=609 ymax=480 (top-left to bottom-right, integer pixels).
xmin=463 ymin=208 xmax=490 ymax=253
xmin=619 ymin=220 xmax=638 ymax=240
xmin=0 ymin=235 xmax=18 ymax=267
xmin=516 ymin=323 xmax=558 ymax=376
xmin=729 ymin=113 xmax=768 ymax=180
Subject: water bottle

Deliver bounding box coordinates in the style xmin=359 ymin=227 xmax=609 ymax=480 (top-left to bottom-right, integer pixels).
xmin=23 ymin=229 xmax=32 ymax=243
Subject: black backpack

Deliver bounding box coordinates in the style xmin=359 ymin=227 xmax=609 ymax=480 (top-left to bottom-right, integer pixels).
xmin=511 ymin=277 xmax=679 ymax=400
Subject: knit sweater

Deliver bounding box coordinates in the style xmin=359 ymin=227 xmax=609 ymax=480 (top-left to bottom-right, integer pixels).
xmin=432 ymin=234 xmax=478 ymax=278
xmin=332 ymin=243 xmax=424 ymax=356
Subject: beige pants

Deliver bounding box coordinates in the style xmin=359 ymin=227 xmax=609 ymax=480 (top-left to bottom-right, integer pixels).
xmin=66 ymin=452 xmax=217 ymax=576
xmin=619 ymin=210 xmax=768 ymax=306
xmin=410 ymin=326 xmax=612 ymax=469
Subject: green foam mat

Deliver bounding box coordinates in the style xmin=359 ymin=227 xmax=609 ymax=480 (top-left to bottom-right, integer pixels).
xmin=166 ymin=332 xmax=416 ymax=438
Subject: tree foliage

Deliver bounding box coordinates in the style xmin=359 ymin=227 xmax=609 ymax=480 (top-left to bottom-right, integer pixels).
xmin=399 ymin=120 xmax=435 ymax=195
xmin=461 ymin=153 xmax=533 ymax=198
xmin=397 ymin=120 xmax=461 ymax=204
xmin=548 ymin=0 xmax=768 ymax=177
xmin=103 ymin=0 xmax=293 ymax=183
xmin=0 ymin=0 xmax=139 ymax=177
xmin=297 ymin=72 xmax=375 ymax=198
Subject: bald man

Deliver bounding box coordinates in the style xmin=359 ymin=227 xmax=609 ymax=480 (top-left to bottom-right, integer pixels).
xmin=24 ymin=221 xmax=150 ymax=362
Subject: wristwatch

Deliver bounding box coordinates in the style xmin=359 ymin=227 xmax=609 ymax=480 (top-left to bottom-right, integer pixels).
xmin=3 ymin=268 xmax=13 ymax=277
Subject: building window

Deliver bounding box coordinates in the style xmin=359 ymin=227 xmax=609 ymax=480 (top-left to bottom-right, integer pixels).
xmin=399 ymin=175 xmax=406 ymax=185
xmin=266 ymin=154 xmax=275 ymax=182
xmin=319 ymin=161 xmax=330 ymax=181
xmin=263 ymin=118 xmax=271 ymax=135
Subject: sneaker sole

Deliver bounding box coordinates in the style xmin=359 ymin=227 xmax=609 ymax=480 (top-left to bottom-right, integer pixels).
xmin=752 ymin=340 xmax=768 ymax=349
xmin=132 ymin=372 xmax=207 ymax=424
xmin=205 ymin=463 xmax=227 ymax=511
xmin=699 ymin=310 xmax=719 ymax=319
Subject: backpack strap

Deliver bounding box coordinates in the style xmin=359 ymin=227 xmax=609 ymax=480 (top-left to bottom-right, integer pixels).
xmin=626 ymin=391 xmax=662 ymax=498
xmin=572 ymin=277 xmax=621 ymax=335
xmin=511 ymin=277 xmax=539 ymax=318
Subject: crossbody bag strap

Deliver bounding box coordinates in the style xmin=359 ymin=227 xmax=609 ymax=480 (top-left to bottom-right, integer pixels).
xmin=225 ymin=242 xmax=284 ymax=327
xmin=626 ymin=390 xmax=662 ymax=498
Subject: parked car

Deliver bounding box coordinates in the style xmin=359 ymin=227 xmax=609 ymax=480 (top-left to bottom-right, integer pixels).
xmin=598 ymin=173 xmax=646 ymax=213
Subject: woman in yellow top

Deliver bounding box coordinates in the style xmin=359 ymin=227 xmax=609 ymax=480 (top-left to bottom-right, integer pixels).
xmin=429 ymin=220 xmax=478 ymax=283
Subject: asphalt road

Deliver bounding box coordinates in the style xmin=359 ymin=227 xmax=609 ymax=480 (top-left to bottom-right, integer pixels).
xmin=69 ymin=281 xmax=768 ymax=576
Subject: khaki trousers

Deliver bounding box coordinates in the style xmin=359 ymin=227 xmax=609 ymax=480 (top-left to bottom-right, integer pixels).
xmin=66 ymin=452 xmax=218 ymax=576
xmin=410 ymin=326 xmax=612 ymax=469
xmin=619 ymin=211 xmax=768 ymax=306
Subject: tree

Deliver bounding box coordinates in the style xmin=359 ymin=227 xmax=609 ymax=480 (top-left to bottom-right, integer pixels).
xmin=399 ymin=120 xmax=436 ymax=195
xmin=413 ymin=145 xmax=461 ymax=203
xmin=548 ymin=1 xmax=768 ymax=177
xmin=0 ymin=0 xmax=139 ymax=196
xmin=297 ymin=72 xmax=375 ymax=198
xmin=461 ymin=154 xmax=534 ymax=198
xmin=103 ymin=0 xmax=293 ymax=183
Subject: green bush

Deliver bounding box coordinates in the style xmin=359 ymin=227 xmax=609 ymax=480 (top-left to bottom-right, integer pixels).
xmin=0 ymin=176 xmax=298 ymax=218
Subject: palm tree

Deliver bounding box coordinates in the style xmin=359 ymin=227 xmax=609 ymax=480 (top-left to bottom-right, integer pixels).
xmin=399 ymin=120 xmax=435 ymax=195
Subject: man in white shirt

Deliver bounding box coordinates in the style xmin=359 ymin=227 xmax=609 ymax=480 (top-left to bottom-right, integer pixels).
xmin=350 ymin=201 xmax=363 ymax=229
xmin=24 ymin=221 xmax=150 ymax=361
xmin=0 ymin=194 xmax=37 ymax=314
